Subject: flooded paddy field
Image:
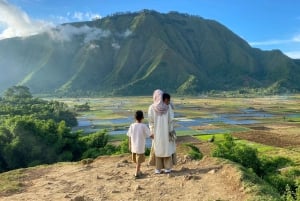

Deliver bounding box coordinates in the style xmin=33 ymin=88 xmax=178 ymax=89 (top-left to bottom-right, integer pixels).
xmin=55 ymin=95 xmax=300 ymax=155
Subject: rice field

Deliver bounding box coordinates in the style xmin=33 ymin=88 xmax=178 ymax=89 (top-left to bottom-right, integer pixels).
xmin=55 ymin=94 xmax=300 ymax=165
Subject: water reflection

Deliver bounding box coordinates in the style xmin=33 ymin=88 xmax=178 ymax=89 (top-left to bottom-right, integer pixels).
xmin=75 ymin=108 xmax=274 ymax=134
xmin=175 ymin=117 xmax=258 ymax=131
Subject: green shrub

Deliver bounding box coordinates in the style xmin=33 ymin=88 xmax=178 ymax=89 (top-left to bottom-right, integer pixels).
xmin=119 ymin=138 xmax=130 ymax=154
xmin=212 ymin=134 xmax=261 ymax=174
xmin=184 ymin=143 xmax=203 ymax=160
xmin=81 ymin=148 xmax=101 ymax=159
xmin=232 ymin=144 xmax=261 ymax=174
xmin=284 ymin=169 xmax=300 ymax=179
xmin=58 ymin=151 xmax=73 ymax=161
xmin=284 ymin=185 xmax=295 ymax=201
xmin=265 ymin=174 xmax=295 ymax=195
xmin=79 ymin=131 xmax=108 ymax=148
xmin=282 ymin=181 xmax=300 ymax=201
xmin=99 ymin=144 xmax=118 ymax=155
xmin=297 ymin=181 xmax=300 ymax=201
xmin=145 ymin=147 xmax=151 ymax=156
xmin=260 ymin=156 xmax=294 ymax=175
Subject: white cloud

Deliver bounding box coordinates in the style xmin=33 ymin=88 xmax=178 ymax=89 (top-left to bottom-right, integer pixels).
xmin=115 ymin=29 xmax=132 ymax=39
xmin=73 ymin=12 xmax=84 ymax=21
xmin=0 ymin=0 xmax=53 ymax=40
xmin=292 ymin=34 xmax=300 ymax=42
xmin=249 ymin=39 xmax=291 ymax=46
xmin=0 ymin=1 xmax=103 ymax=40
xmin=123 ymin=29 xmax=132 ymax=37
xmin=87 ymin=43 xmax=99 ymax=50
xmin=284 ymin=51 xmax=300 ymax=59
xmin=72 ymin=11 xmax=101 ymax=21
xmin=250 ymin=33 xmax=300 ymax=47
xmin=111 ymin=42 xmax=120 ymax=49
xmin=249 ymin=34 xmax=300 ymax=59
xmin=47 ymin=24 xmax=111 ymax=43
xmin=0 ymin=0 xmax=131 ymax=45
xmin=47 ymin=25 xmax=134 ymax=45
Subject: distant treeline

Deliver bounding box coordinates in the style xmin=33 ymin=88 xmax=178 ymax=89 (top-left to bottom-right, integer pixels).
xmin=0 ymin=86 xmax=129 ymax=173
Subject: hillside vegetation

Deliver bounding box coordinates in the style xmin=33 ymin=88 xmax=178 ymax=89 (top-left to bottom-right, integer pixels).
xmin=0 ymin=10 xmax=300 ymax=96
xmin=0 ymin=86 xmax=128 ymax=173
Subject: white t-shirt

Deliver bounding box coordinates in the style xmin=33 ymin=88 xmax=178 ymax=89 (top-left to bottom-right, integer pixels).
xmin=127 ymin=122 xmax=151 ymax=154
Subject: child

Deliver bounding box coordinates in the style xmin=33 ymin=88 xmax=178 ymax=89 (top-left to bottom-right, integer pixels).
xmin=127 ymin=110 xmax=153 ymax=178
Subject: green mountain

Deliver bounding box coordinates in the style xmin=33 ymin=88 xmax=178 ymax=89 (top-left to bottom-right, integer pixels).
xmin=1 ymin=10 xmax=300 ymax=96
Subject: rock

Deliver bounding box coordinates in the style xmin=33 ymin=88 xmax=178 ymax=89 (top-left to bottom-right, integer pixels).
xmin=184 ymin=175 xmax=193 ymax=180
xmin=180 ymin=166 xmax=189 ymax=171
xmin=72 ymin=196 xmax=93 ymax=201
xmin=135 ymin=185 xmax=142 ymax=190
xmin=184 ymin=155 xmax=192 ymax=161
xmin=81 ymin=158 xmax=94 ymax=165
xmin=208 ymin=169 xmax=216 ymax=174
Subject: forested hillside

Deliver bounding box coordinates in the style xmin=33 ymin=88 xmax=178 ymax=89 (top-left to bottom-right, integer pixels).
xmin=0 ymin=86 xmax=128 ymax=172
xmin=0 ymin=10 xmax=300 ymax=96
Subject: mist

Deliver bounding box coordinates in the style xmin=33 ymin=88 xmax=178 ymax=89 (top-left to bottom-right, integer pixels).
xmin=47 ymin=24 xmax=111 ymax=43
xmin=0 ymin=0 xmax=132 ymax=46
xmin=0 ymin=0 xmax=53 ymax=40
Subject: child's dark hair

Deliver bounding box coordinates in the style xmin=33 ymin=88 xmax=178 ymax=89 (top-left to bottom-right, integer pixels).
xmin=163 ymin=93 xmax=170 ymax=101
xmin=135 ymin=110 xmax=144 ymax=121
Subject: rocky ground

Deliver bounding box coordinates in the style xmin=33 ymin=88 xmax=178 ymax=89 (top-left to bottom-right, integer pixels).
xmin=0 ymin=136 xmax=251 ymax=201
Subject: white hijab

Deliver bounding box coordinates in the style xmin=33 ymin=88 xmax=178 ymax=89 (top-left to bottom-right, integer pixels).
xmin=152 ymin=89 xmax=169 ymax=115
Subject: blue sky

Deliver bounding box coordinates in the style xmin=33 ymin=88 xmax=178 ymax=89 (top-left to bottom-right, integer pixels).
xmin=1 ymin=0 xmax=300 ymax=58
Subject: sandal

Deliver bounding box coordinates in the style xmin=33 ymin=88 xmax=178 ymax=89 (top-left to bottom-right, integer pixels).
xmin=134 ymin=171 xmax=142 ymax=179
xmin=164 ymin=169 xmax=171 ymax=173
xmin=134 ymin=174 xmax=140 ymax=179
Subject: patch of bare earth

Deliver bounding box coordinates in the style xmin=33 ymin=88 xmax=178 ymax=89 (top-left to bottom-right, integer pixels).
xmin=0 ymin=136 xmax=250 ymax=201
xmin=233 ymin=124 xmax=300 ymax=148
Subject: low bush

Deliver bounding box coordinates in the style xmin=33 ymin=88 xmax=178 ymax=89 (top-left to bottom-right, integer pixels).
xmin=212 ymin=134 xmax=261 ymax=174
xmin=184 ymin=143 xmax=203 ymax=160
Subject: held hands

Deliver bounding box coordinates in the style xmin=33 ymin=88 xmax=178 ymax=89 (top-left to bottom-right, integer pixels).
xmin=169 ymin=130 xmax=176 ymax=142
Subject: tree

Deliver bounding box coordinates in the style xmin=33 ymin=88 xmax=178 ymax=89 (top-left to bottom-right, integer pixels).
xmin=0 ymin=127 xmax=12 ymax=172
xmin=3 ymin=86 xmax=32 ymax=100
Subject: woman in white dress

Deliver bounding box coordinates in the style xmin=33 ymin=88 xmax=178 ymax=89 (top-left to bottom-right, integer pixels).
xmin=148 ymin=89 xmax=174 ymax=173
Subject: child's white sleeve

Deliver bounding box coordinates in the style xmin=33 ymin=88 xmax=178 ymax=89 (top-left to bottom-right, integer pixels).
xmin=127 ymin=125 xmax=132 ymax=137
xmin=144 ymin=125 xmax=151 ymax=137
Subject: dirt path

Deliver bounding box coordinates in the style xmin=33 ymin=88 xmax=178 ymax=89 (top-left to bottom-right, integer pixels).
xmin=0 ymin=137 xmax=249 ymax=201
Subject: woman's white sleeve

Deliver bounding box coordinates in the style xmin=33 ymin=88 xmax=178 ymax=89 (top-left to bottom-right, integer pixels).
xmin=148 ymin=105 xmax=155 ymax=134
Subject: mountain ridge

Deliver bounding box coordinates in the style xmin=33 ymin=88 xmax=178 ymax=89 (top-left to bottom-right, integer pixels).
xmin=0 ymin=10 xmax=299 ymax=96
